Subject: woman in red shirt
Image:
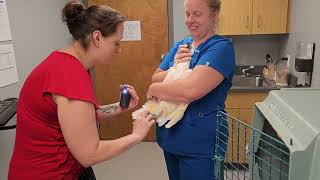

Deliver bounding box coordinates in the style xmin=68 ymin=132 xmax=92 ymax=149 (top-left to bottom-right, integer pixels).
xmin=8 ymin=1 xmax=155 ymax=179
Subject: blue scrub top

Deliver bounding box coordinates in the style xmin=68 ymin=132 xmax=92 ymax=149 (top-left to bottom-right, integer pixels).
xmin=157 ymin=35 xmax=236 ymax=158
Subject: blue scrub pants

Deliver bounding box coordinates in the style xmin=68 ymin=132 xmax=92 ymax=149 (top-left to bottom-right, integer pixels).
xmin=164 ymin=151 xmax=214 ymax=180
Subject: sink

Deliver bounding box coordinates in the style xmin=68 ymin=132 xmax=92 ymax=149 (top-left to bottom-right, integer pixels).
xmin=232 ymin=76 xmax=263 ymax=87
xmin=235 ymin=65 xmax=264 ymax=76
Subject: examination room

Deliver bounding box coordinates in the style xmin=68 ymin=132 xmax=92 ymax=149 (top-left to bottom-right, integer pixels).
xmin=1 ymin=0 xmax=320 ymax=180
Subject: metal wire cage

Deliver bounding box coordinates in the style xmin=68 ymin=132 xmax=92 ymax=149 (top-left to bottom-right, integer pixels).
xmin=214 ymin=111 xmax=290 ymax=180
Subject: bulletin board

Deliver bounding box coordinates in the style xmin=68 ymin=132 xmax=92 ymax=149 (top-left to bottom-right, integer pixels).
xmin=0 ymin=44 xmax=18 ymax=87
xmin=0 ymin=0 xmax=12 ymax=41
xmin=0 ymin=0 xmax=18 ymax=87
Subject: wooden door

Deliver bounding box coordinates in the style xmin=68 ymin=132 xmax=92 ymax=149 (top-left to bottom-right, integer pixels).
xmin=217 ymin=0 xmax=253 ymax=35
xmin=252 ymin=0 xmax=289 ymax=34
xmin=89 ymin=0 xmax=169 ymax=141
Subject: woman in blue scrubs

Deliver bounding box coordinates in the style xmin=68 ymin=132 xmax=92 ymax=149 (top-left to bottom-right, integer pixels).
xmin=147 ymin=0 xmax=236 ymax=179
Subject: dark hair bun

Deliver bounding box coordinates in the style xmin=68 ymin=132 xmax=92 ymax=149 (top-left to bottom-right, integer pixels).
xmin=62 ymin=0 xmax=85 ymax=23
xmin=61 ymin=1 xmax=126 ymax=49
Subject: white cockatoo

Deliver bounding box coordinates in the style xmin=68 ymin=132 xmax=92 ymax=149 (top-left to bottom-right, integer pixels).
xmin=132 ymin=61 xmax=192 ymax=128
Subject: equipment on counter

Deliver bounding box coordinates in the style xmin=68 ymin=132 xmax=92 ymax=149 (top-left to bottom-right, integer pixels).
xmin=264 ymin=54 xmax=276 ymax=81
xmin=275 ymin=57 xmax=289 ymax=86
xmin=0 ymin=97 xmax=17 ymax=179
xmin=0 ymin=98 xmax=18 ymax=129
xmin=295 ymin=42 xmax=315 ymax=87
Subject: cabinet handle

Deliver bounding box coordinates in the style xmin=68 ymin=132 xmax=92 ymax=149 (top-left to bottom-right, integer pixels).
xmin=245 ymin=16 xmax=249 ymax=29
xmin=258 ymin=14 xmax=262 ymax=29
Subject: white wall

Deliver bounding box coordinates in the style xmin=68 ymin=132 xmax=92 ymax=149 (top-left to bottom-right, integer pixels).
xmin=231 ymin=35 xmax=283 ymax=65
xmin=172 ymin=0 xmax=189 ymax=42
xmin=0 ymin=0 xmax=70 ymax=96
xmin=0 ymin=0 xmax=70 ymax=178
xmin=280 ymin=0 xmax=320 ymax=87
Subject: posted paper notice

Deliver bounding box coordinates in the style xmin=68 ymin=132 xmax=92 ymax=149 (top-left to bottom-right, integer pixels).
xmin=121 ymin=21 xmax=141 ymax=41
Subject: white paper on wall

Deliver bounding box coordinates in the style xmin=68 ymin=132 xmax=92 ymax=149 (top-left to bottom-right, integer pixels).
xmin=0 ymin=0 xmax=12 ymax=41
xmin=121 ymin=21 xmax=142 ymax=41
xmin=0 ymin=44 xmax=18 ymax=87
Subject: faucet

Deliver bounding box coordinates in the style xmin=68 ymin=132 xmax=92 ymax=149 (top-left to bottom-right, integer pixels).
xmin=242 ymin=66 xmax=255 ymax=76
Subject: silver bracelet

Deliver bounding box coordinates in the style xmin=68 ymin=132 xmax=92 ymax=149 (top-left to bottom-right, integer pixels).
xmin=98 ymin=104 xmax=118 ymax=114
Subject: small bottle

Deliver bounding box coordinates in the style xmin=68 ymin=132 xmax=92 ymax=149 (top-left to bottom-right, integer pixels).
xmin=264 ymin=54 xmax=275 ymax=81
xmin=255 ymin=76 xmax=263 ymax=86
xmin=119 ymin=86 xmax=131 ymax=108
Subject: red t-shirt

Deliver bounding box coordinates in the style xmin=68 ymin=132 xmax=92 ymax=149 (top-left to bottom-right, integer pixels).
xmin=8 ymin=51 xmax=98 ymax=180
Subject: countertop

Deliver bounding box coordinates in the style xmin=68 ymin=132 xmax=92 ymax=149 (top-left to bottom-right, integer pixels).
xmin=230 ymin=85 xmax=280 ymax=92
xmin=230 ymin=79 xmax=290 ymax=92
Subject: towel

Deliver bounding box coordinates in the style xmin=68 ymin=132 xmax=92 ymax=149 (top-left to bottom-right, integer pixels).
xmin=132 ymin=61 xmax=192 ymax=128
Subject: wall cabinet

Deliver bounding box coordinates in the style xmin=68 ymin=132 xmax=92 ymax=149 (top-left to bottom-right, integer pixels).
xmin=218 ymin=0 xmax=290 ymax=35
xmin=224 ymin=92 xmax=268 ymax=163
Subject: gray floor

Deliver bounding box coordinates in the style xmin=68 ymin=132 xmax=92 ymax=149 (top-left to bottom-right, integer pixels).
xmin=224 ymin=170 xmax=249 ymax=180
xmin=93 ymin=142 xmax=169 ymax=180
xmin=93 ymin=142 xmax=253 ymax=180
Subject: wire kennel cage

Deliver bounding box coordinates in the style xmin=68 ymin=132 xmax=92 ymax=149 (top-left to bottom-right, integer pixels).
xmin=214 ymin=88 xmax=320 ymax=180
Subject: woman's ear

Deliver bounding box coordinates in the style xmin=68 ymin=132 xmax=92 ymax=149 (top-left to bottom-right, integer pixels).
xmin=211 ymin=10 xmax=218 ymax=19
xmin=211 ymin=11 xmax=219 ymax=26
xmin=91 ymin=30 xmax=103 ymax=47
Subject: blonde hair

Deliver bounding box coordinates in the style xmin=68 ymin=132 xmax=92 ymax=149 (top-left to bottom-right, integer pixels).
xmin=208 ymin=0 xmax=221 ymax=12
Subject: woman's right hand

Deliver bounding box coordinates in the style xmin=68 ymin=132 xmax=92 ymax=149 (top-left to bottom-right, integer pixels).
xmin=174 ymin=45 xmax=193 ymax=64
xmin=132 ymin=111 xmax=155 ymax=141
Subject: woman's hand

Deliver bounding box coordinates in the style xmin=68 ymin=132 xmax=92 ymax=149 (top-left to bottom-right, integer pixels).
xmin=120 ymin=84 xmax=139 ymax=111
xmin=174 ymin=45 xmax=192 ymax=64
xmin=132 ymin=111 xmax=155 ymax=141
xmin=146 ymin=83 xmax=158 ymax=100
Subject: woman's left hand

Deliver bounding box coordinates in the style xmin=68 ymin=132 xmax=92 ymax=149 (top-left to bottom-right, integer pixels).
xmin=146 ymin=84 xmax=153 ymax=100
xmin=120 ymin=84 xmax=139 ymax=111
xmin=146 ymin=83 xmax=158 ymax=100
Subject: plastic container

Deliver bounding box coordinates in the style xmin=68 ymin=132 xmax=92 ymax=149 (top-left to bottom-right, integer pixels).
xmin=275 ymin=59 xmax=289 ymax=86
xmin=266 ymin=62 xmax=276 ymax=81
xmin=256 ymin=77 xmax=263 ymax=86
